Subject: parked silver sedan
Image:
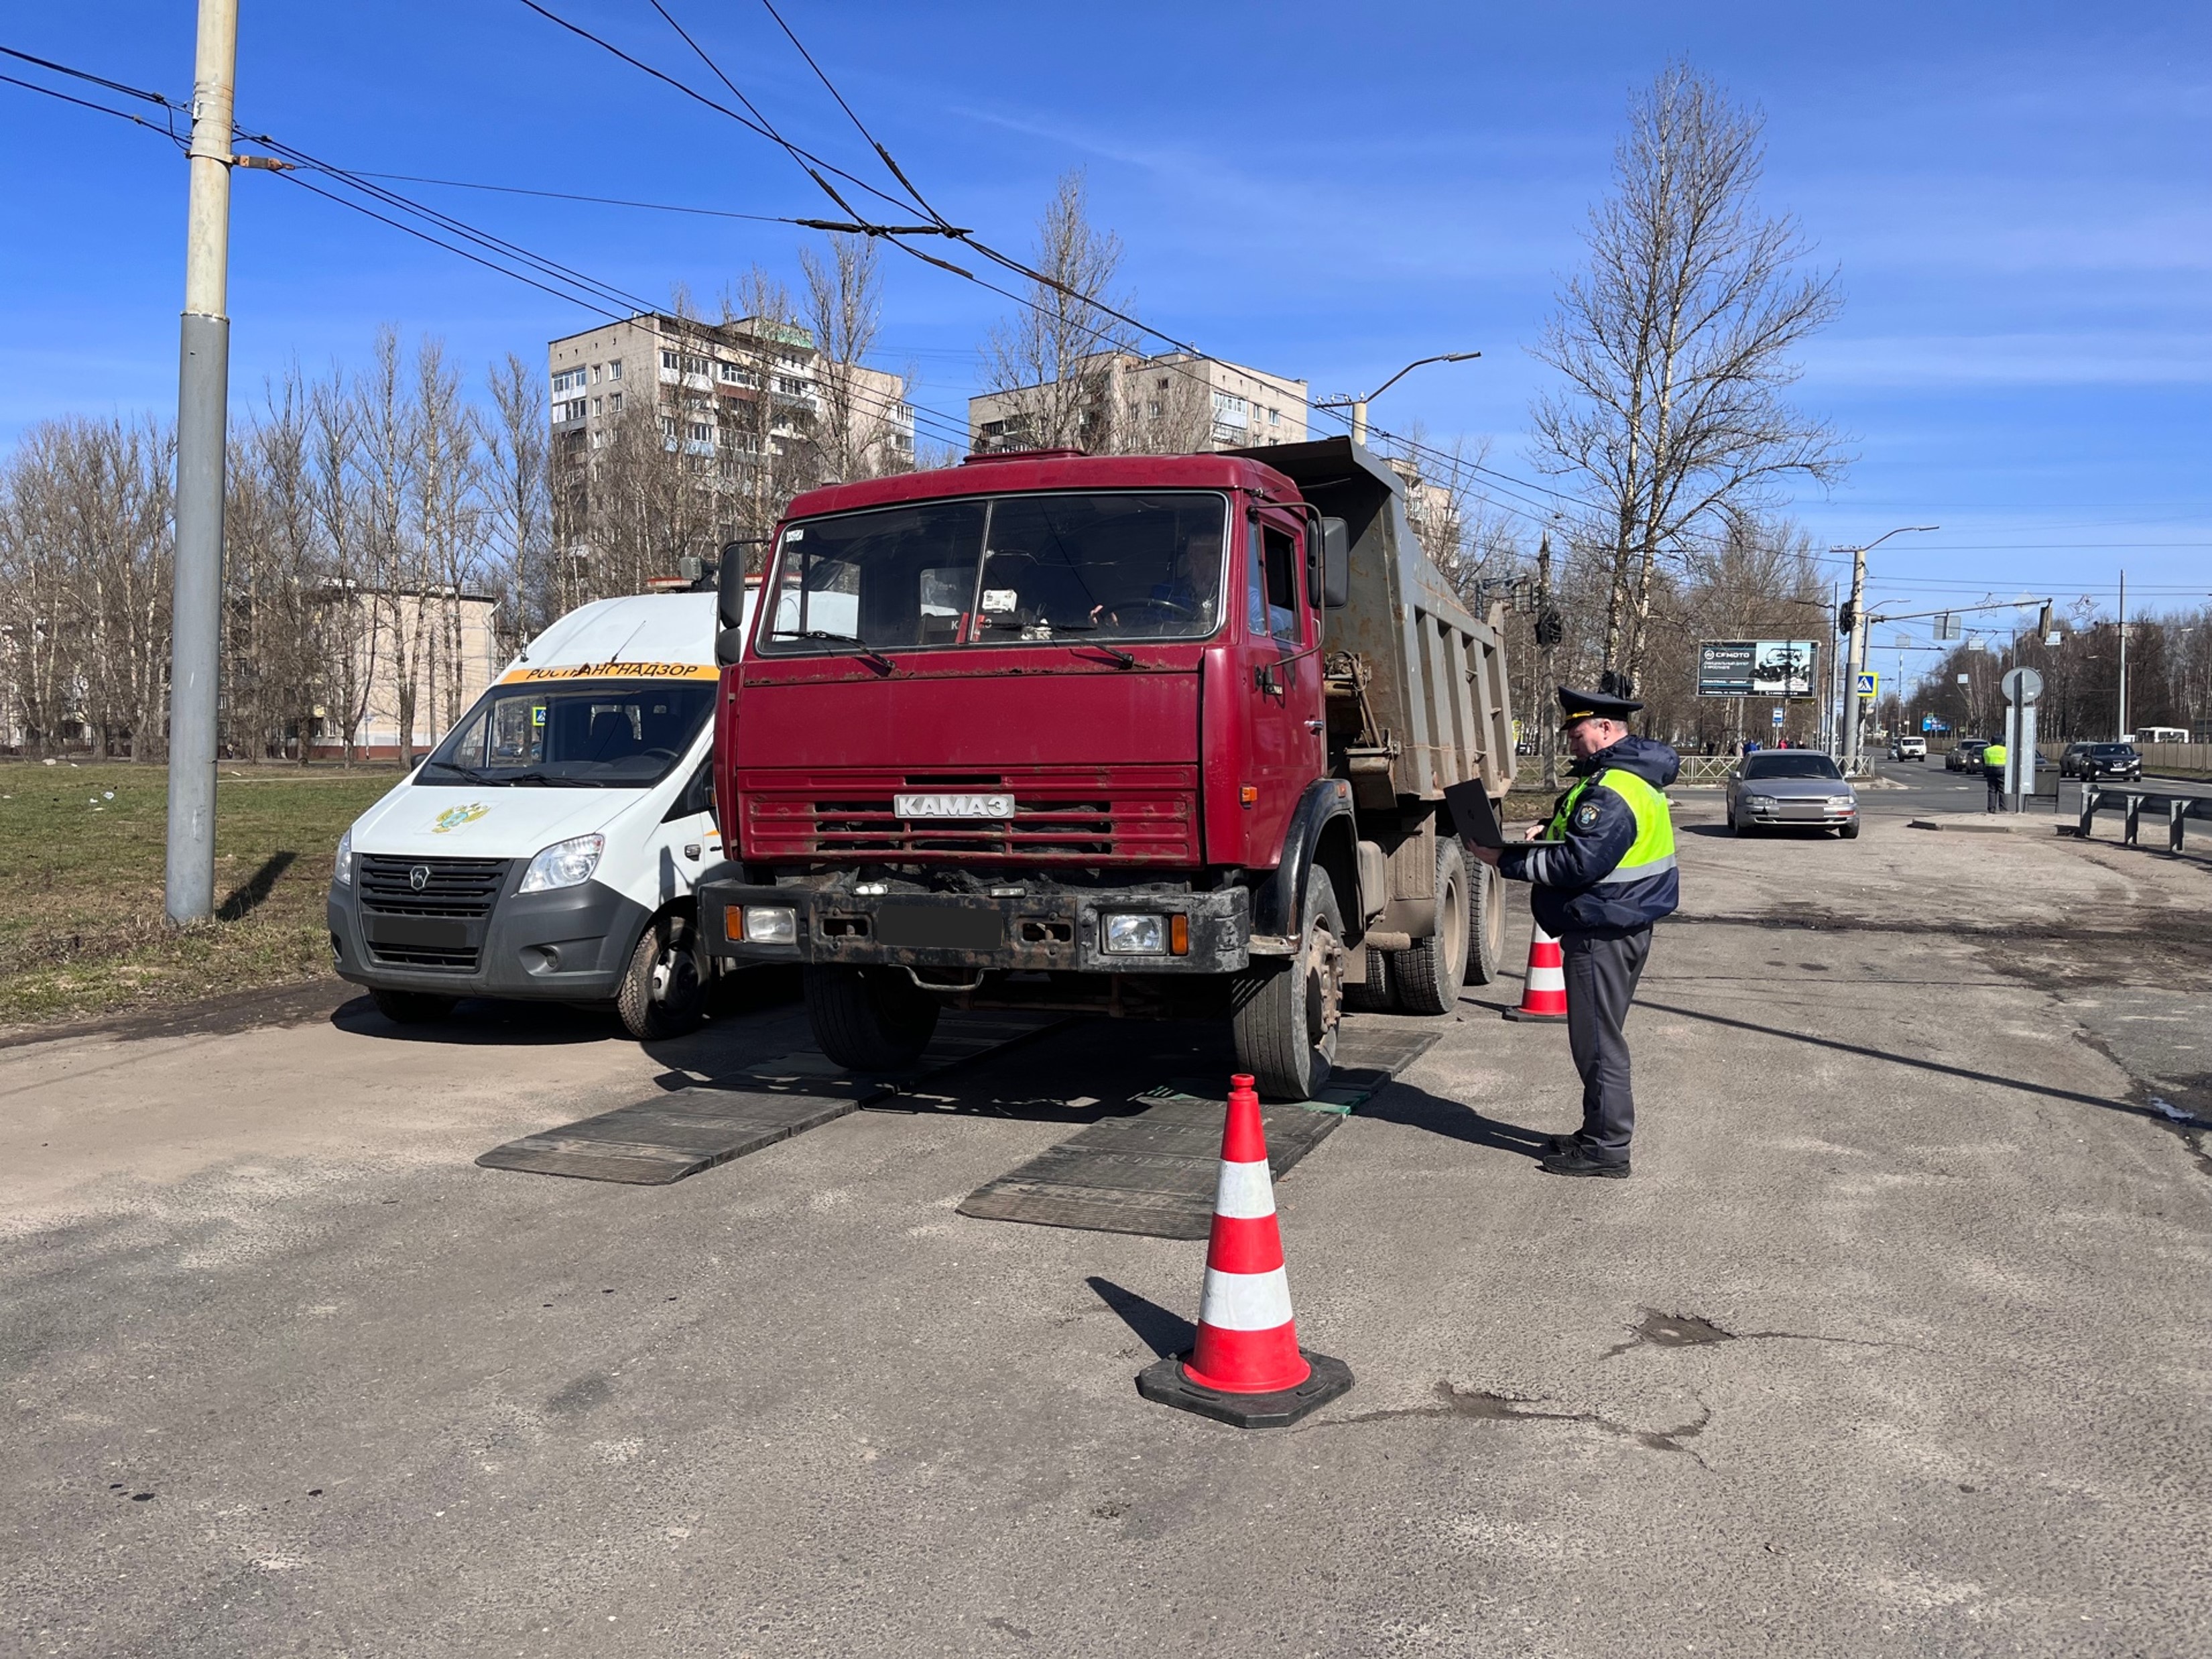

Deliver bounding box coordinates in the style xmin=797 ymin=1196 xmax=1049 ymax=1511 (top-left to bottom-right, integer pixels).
xmin=1727 ymin=751 xmax=1861 ymax=839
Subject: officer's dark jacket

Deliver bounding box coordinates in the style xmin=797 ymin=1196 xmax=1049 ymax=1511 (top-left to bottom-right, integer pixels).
xmin=1498 ymin=734 xmax=1681 ymax=938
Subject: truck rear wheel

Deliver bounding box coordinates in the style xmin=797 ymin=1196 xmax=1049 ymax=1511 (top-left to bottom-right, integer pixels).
xmin=1343 ymin=946 xmax=1394 ymax=1012
xmin=1232 ymin=869 xmax=1344 ymax=1101
xmin=805 ymin=965 xmax=940 ymax=1071
xmin=1394 ymin=838 xmax=1471 ymax=1016
xmin=1464 ymin=859 xmax=1505 ymax=985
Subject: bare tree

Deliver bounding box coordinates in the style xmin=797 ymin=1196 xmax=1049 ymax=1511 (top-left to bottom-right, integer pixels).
xmin=1532 ymin=60 xmax=1847 ymax=687
xmin=227 ymin=366 xmax=326 ymax=760
xmin=308 ymin=367 xmax=381 ymax=765
xmin=980 ymin=171 xmax=1135 ymax=450
xmin=486 ymin=353 xmax=552 ymax=652
xmin=800 ymin=232 xmax=892 ymax=484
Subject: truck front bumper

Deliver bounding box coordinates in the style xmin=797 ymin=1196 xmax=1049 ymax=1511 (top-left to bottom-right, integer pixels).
xmin=699 ymin=879 xmax=1251 ymax=976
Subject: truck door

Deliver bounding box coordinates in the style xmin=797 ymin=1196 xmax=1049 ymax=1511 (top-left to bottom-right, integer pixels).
xmin=1235 ymin=509 xmax=1325 ymax=863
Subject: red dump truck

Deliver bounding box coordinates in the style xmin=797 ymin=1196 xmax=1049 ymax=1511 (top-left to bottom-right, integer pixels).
xmin=700 ymin=436 xmax=1515 ymax=1097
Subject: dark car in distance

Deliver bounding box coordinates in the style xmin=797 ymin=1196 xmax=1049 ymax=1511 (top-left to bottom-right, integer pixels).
xmin=2060 ymin=742 xmax=2144 ymax=782
xmin=1945 ymin=739 xmax=1989 ymax=773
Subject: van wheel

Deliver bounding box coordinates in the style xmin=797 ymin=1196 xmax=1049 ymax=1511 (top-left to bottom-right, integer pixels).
xmin=1343 ymin=946 xmax=1394 ymax=1012
xmin=617 ymin=912 xmax=706 ymax=1041
xmin=1231 ymin=869 xmax=1344 ymax=1101
xmin=1464 ymin=859 xmax=1505 ymax=985
xmin=805 ymin=965 xmax=939 ymax=1071
xmin=1395 ymin=837 xmax=1471 ymax=1015
xmin=371 ymin=988 xmax=455 ymax=1025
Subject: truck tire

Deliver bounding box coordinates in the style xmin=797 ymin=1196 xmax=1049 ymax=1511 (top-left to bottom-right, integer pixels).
xmin=1231 ymin=869 xmax=1344 ymax=1101
xmin=1394 ymin=837 xmax=1471 ymax=1016
xmin=1343 ymin=947 xmax=1394 ymax=1012
xmin=1464 ymin=859 xmax=1505 ymax=986
xmin=805 ymin=965 xmax=939 ymax=1071
xmin=617 ymin=911 xmax=706 ymax=1042
xmin=370 ymin=987 xmax=455 ymax=1025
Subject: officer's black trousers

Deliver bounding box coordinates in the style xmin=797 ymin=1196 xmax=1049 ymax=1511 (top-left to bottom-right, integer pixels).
xmin=1562 ymin=927 xmax=1652 ymax=1164
xmin=1985 ymin=768 xmax=2004 ymax=810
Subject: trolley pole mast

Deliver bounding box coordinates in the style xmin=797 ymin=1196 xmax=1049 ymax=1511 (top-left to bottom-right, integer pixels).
xmin=164 ymin=0 xmax=239 ymax=925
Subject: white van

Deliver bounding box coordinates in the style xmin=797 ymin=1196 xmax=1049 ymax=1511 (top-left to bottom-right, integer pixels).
xmin=326 ymin=591 xmax=745 ymax=1038
xmin=2133 ymin=727 xmax=2189 ymax=745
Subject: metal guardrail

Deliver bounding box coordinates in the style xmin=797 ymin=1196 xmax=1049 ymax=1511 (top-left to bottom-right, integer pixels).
xmin=2078 ymin=785 xmax=2212 ymax=853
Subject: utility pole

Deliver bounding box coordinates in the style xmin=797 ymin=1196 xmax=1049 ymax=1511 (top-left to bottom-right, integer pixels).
xmin=2117 ymin=567 xmax=2129 ymax=741
xmin=165 ymin=0 xmax=238 ymax=926
xmin=1535 ymin=532 xmax=1558 ymax=788
xmin=1843 ymin=544 xmax=1868 ymax=772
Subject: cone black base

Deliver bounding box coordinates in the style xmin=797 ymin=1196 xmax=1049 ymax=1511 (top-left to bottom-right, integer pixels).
xmin=1135 ymin=1349 xmax=1354 ymax=1428
xmin=1500 ymin=1006 xmax=1568 ymax=1023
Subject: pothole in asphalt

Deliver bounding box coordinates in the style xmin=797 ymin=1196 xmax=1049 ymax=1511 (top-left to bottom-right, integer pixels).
xmin=1600 ymin=1309 xmax=1737 ymax=1359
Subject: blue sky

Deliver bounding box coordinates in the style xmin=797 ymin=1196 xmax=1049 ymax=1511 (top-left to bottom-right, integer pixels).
xmin=3 ymin=0 xmax=2207 ymax=656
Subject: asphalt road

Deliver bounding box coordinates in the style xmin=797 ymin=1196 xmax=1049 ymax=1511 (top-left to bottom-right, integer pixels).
xmin=4 ymin=798 xmax=2209 ymax=1658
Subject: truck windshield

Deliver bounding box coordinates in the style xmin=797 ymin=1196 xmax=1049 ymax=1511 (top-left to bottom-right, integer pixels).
xmin=756 ymin=491 xmax=1228 ymax=655
xmin=416 ymin=678 xmax=715 ymax=788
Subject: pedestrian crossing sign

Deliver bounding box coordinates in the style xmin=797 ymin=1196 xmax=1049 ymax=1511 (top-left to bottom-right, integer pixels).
xmin=1855 ymin=671 xmax=1879 ymax=698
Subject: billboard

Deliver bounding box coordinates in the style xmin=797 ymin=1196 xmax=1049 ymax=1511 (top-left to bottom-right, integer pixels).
xmin=1697 ymin=639 xmax=1819 ymax=699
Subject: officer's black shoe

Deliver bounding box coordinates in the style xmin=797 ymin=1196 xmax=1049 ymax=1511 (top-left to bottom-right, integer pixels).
xmin=1538 ymin=1146 xmax=1631 ymax=1178
xmin=1543 ymin=1133 xmax=1583 ymax=1156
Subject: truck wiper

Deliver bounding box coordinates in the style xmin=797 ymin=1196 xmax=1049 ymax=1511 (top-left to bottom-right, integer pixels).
xmin=786 ymin=628 xmax=895 ymax=675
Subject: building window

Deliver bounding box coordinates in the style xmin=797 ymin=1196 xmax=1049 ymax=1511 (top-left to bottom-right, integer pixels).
xmin=660 ymin=415 xmax=679 ymax=438
xmin=690 ymin=421 xmax=713 ymax=443
xmin=552 ymin=367 xmax=589 ymax=395
xmin=607 ymin=359 xmax=623 ymax=381
xmin=609 ymin=391 xmax=623 ymax=414
xmin=661 ymin=349 xmax=678 ymax=371
xmin=591 ymin=364 xmax=601 ymax=384
xmin=592 ymin=397 xmax=603 ymax=416
xmin=1147 ymin=400 xmax=1162 ymax=418
xmin=1268 ymin=406 xmax=1280 ymax=426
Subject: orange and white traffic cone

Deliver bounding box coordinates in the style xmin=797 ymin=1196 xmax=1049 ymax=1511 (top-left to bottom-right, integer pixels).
xmin=1136 ymin=1073 xmax=1353 ymax=1428
xmin=1501 ymin=918 xmax=1569 ymax=1022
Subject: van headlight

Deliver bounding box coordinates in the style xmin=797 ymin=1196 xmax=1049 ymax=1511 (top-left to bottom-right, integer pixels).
xmin=334 ymin=828 xmax=353 ymax=885
xmin=518 ymin=833 xmax=605 ymax=893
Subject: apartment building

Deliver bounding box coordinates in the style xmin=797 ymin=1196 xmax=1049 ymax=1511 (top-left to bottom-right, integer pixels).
xmin=968 ymin=350 xmax=1308 ymax=455
xmin=546 ymin=312 xmax=914 ymax=485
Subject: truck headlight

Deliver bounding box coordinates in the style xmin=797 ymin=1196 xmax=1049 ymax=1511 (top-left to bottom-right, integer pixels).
xmin=334 ymin=828 xmax=353 ymax=885
xmin=741 ymin=906 xmax=796 ymax=944
xmin=1102 ymin=913 xmax=1167 ymax=954
xmin=518 ymin=833 xmax=605 ymax=893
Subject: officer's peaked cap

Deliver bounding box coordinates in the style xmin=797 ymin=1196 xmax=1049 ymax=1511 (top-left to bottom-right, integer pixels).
xmin=1557 ymin=684 xmax=1643 ymax=723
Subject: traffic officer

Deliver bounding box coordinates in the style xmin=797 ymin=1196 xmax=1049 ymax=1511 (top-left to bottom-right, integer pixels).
xmin=1466 ymin=685 xmax=1680 ymax=1178
xmin=1980 ymin=737 xmax=2009 ymax=812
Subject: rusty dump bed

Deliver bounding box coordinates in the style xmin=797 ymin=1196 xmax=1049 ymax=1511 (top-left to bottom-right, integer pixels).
xmin=1229 ymin=436 xmax=1515 ymax=805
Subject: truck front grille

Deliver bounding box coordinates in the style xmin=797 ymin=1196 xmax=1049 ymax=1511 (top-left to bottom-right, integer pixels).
xmin=747 ymin=784 xmax=1197 ymax=864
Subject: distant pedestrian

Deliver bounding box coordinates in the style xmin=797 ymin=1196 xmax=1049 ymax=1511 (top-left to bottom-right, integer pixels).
xmin=1465 ymin=685 xmax=1680 ymax=1179
xmin=1981 ymin=739 xmax=2010 ymax=812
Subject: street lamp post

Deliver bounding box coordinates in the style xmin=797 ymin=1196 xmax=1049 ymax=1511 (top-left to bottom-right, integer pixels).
xmin=1314 ymin=352 xmax=1481 ymax=447
xmin=1833 ymin=524 xmax=1939 ymax=772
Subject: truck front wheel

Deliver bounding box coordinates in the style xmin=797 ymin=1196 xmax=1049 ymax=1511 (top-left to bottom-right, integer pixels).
xmin=1232 ymin=869 xmax=1345 ymax=1101
xmin=805 ymin=965 xmax=940 ymax=1071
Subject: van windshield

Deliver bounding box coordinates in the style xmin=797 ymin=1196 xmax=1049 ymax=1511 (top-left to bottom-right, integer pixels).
xmin=755 ymin=491 xmax=1229 ymax=655
xmin=416 ymin=677 xmax=715 ymax=788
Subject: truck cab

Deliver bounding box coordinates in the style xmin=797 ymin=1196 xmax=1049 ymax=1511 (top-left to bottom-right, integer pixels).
xmin=327 ymin=591 xmax=747 ymax=1038
xmin=700 ymin=440 xmax=1512 ymax=1097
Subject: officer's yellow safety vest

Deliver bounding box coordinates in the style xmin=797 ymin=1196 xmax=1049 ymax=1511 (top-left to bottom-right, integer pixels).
xmin=1982 ymin=743 xmax=2008 ymax=767
xmin=1546 ymin=768 xmax=1676 ymax=884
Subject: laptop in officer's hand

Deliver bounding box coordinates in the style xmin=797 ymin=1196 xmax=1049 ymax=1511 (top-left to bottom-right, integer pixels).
xmin=1443 ymin=778 xmax=1508 ymax=849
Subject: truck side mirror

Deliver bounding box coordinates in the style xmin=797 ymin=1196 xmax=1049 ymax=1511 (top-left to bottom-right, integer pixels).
xmin=717 ymin=540 xmax=749 ymax=631
xmin=1314 ymin=517 xmax=1350 ymax=609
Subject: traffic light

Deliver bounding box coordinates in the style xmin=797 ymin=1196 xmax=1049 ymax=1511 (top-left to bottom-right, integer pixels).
xmin=1837 ymin=600 xmax=1856 ymax=636
xmin=1534 ymin=607 xmax=1563 ymax=648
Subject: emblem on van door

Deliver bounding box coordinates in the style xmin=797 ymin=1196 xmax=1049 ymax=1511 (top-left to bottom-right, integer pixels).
xmin=431 ymin=802 xmax=489 ymax=834
xmin=409 ymin=865 xmax=431 ymax=892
